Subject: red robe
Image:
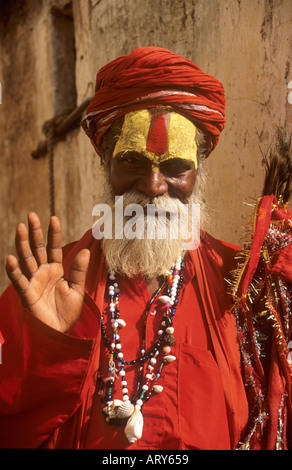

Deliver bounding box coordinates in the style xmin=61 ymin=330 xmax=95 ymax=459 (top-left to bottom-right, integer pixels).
xmin=0 ymin=230 xmax=265 ymax=449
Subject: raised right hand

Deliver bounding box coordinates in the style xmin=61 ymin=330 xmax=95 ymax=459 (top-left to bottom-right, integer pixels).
xmin=6 ymin=212 xmax=90 ymax=333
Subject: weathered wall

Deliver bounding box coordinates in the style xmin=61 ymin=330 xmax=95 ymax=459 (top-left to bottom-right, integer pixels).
xmin=0 ymin=0 xmax=291 ymax=293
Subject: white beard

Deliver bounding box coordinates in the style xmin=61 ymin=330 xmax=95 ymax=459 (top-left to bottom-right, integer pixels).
xmin=94 ymin=183 xmax=203 ymax=279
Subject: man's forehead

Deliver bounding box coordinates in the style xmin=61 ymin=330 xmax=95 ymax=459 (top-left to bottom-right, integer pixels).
xmin=112 ymin=109 xmax=198 ymax=168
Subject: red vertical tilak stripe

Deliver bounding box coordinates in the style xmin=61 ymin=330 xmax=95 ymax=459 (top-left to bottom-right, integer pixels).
xmin=146 ymin=113 xmax=168 ymax=155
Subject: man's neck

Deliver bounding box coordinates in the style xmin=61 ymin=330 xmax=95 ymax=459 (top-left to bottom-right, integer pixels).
xmin=145 ymin=277 xmax=161 ymax=297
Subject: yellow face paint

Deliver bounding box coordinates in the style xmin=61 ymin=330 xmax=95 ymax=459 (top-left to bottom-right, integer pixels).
xmin=112 ymin=109 xmax=198 ymax=169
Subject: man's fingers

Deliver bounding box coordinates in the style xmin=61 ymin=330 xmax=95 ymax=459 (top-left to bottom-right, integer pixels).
xmin=68 ymin=249 xmax=90 ymax=295
xmin=28 ymin=212 xmax=47 ymax=266
xmin=47 ymin=216 xmax=62 ymax=264
xmin=6 ymin=254 xmax=30 ymax=294
xmin=15 ymin=222 xmax=38 ymax=278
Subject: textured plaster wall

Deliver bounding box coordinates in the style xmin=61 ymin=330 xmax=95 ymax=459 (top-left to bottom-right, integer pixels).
xmin=0 ymin=0 xmax=291 ymax=293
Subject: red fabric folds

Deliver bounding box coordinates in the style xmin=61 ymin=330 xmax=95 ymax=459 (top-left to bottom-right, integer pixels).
xmin=232 ymin=196 xmax=292 ymax=449
xmin=270 ymin=244 xmax=292 ymax=283
xmin=241 ymin=196 xmax=276 ymax=297
xmin=81 ymin=47 xmax=225 ymax=157
xmin=0 ymin=231 xmax=249 ymax=449
xmin=240 ymin=196 xmax=292 ymax=298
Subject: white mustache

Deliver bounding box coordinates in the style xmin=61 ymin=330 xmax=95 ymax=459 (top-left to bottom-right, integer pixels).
xmin=111 ymin=191 xmax=190 ymax=218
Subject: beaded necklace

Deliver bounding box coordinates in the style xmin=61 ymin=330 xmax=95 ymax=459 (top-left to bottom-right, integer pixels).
xmin=97 ymin=255 xmax=185 ymax=443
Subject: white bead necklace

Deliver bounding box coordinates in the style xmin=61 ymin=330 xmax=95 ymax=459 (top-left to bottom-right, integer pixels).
xmin=98 ymin=255 xmax=185 ymax=443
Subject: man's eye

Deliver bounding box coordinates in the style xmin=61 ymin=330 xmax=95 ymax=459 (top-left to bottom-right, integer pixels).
xmin=116 ymin=155 xmax=136 ymax=165
xmin=117 ymin=153 xmax=149 ymax=166
xmin=161 ymin=159 xmax=194 ymax=175
xmin=125 ymin=158 xmax=145 ymax=166
xmin=124 ymin=157 xmax=136 ymax=164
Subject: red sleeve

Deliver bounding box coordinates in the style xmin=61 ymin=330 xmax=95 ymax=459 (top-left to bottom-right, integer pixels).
xmin=0 ymin=284 xmax=100 ymax=448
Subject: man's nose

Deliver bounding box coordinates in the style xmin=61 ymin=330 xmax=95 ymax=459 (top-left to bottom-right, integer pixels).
xmin=136 ymin=167 xmax=168 ymax=198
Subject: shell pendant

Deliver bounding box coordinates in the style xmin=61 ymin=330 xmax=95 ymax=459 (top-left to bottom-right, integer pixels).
xmin=103 ymin=399 xmax=135 ymax=420
xmin=124 ymin=408 xmax=144 ymax=443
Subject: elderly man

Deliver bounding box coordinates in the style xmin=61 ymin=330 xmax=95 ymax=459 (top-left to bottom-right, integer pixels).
xmin=0 ymin=47 xmax=292 ymax=450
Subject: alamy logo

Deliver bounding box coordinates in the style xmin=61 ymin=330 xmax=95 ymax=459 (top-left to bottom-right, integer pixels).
xmin=92 ymin=196 xmax=200 ymax=250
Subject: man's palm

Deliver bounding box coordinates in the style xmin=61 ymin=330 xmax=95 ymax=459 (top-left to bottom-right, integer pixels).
xmin=6 ymin=213 xmax=90 ymax=333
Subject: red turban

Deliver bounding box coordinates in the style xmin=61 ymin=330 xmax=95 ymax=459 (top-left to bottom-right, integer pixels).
xmin=81 ymin=46 xmax=225 ymax=157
